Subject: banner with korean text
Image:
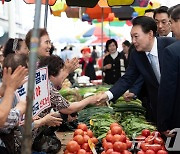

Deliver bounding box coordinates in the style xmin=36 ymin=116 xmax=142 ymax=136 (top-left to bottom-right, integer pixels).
xmin=15 ymin=66 xmax=51 ymax=125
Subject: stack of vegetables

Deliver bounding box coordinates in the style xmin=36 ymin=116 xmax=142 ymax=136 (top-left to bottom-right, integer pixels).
xmin=101 ymin=122 xmax=132 ymax=154
xmin=61 ymin=85 xmax=156 ymax=140
xmin=78 ymin=85 xmax=111 ymax=98
xmin=60 ymin=85 xmax=111 ymax=102
xmin=111 ymin=97 xmax=156 ymax=138
xmin=136 ymin=129 xmax=168 ymax=154
xmin=78 ymin=106 xmax=115 ymax=139
xmin=64 ymin=123 xmax=98 ymax=154
xmin=59 ymin=88 xmax=82 ymax=102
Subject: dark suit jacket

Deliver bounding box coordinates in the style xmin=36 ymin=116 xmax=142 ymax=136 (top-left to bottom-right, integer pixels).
xmin=109 ymin=37 xmax=176 ymax=123
xmin=158 ymin=40 xmax=180 ymax=132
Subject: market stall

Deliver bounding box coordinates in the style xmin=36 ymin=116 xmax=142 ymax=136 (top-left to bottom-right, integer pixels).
xmin=55 ymin=85 xmax=168 ymax=154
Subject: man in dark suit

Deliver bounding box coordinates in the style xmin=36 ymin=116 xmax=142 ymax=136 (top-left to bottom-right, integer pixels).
xmin=97 ymin=16 xmax=175 ymax=123
xmin=158 ymin=6 xmax=180 ymax=138
xmin=154 ymin=6 xmax=172 ymax=37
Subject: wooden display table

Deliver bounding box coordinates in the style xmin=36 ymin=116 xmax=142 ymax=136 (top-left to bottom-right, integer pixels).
xmin=56 ymin=131 xmax=73 ymax=154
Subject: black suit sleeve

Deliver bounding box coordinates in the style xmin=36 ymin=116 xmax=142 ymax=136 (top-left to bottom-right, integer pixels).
xmin=129 ymin=75 xmax=144 ymax=95
xmin=109 ymin=51 xmax=141 ymax=101
xmin=158 ymin=47 xmax=178 ymax=132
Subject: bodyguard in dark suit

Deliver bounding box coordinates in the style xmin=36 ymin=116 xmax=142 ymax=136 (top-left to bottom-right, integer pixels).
xmin=158 ymin=6 xmax=180 ymax=137
xmin=97 ymin=16 xmax=176 ymax=123
xmin=153 ymin=6 xmax=172 ymax=37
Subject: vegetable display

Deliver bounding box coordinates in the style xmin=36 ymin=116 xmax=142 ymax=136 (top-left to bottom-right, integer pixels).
xmin=101 ymin=122 xmax=133 ymax=154
xmin=64 ymin=123 xmax=98 ymax=154
xmin=136 ymin=129 xmax=168 ymax=154
xmin=60 ymin=86 xmax=169 ymax=153
xmin=112 ymin=97 xmax=156 ymax=138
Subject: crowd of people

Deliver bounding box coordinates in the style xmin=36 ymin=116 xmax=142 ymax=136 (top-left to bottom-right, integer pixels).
xmin=0 ymin=3 xmax=179 ymax=154
xmin=0 ymin=28 xmax=99 ymax=153
xmin=97 ymin=4 xmax=180 ymax=154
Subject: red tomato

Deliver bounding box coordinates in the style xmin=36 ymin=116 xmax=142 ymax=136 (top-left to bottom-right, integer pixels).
xmin=106 ymin=134 xmax=114 ymax=143
xmin=102 ymin=140 xmax=107 ymax=148
xmin=137 ymin=150 xmax=145 ymax=154
xmin=113 ymin=141 xmax=127 ymax=152
xmin=107 ymin=130 xmax=112 ymax=134
xmin=121 ymin=142 xmax=127 ymax=151
xmin=151 ymin=131 xmax=161 ymax=137
xmin=119 ymin=135 xmax=126 ymax=142
xmin=77 ymin=123 xmax=88 ymax=131
xmin=113 ymin=134 xmax=121 ymax=142
xmin=91 ymin=137 xmax=98 ymax=144
xmin=66 ymin=140 xmax=80 ymax=153
xmin=101 ymin=151 xmax=106 ymax=154
xmin=83 ymin=134 xmax=90 ymax=143
xmin=161 ymin=145 xmax=166 ymax=150
xmin=104 ymin=142 xmax=113 ymax=151
xmin=106 ymin=149 xmax=114 ymax=154
xmin=122 ymin=150 xmax=131 ymax=154
xmin=111 ymin=152 xmax=121 ymax=154
xmin=113 ymin=135 xmax=126 ymax=143
xmin=148 ymin=144 xmax=162 ymax=153
xmin=141 ymin=129 xmax=151 ymax=137
xmin=154 ymin=137 xmax=164 ymax=145
xmin=122 ymin=130 xmax=126 ymax=135
xmin=73 ymin=135 xmax=84 ymax=145
xmin=102 ymin=138 xmax=107 ymax=143
xmin=135 ymin=135 xmax=146 ymax=141
xmin=74 ymin=129 xmax=84 ymax=136
xmin=126 ymin=140 xmax=132 ymax=149
xmin=81 ymin=143 xmax=90 ymax=152
xmin=145 ymin=149 xmax=155 ymax=154
xmin=86 ymin=152 xmax=92 ymax=154
xmin=87 ymin=129 xmax=93 ymax=138
xmin=111 ymin=126 xmax=122 ymax=135
xmin=145 ymin=136 xmax=154 ymax=144
xmin=110 ymin=123 xmax=120 ymax=130
xmin=64 ymin=150 xmax=69 ymax=154
xmin=77 ymin=149 xmax=86 ymax=154
xmin=102 ymin=138 xmax=106 ymax=142
xmin=126 ymin=137 xmax=130 ymax=140
xmin=140 ymin=142 xmax=149 ymax=152
xmin=84 ymin=131 xmax=87 ymax=135
xmin=156 ymin=150 xmax=168 ymax=154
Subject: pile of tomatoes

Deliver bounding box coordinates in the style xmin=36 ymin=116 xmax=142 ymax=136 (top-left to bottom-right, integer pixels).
xmin=64 ymin=123 xmax=98 ymax=154
xmin=101 ymin=122 xmax=133 ymax=154
xmin=136 ymin=129 xmax=168 ymax=154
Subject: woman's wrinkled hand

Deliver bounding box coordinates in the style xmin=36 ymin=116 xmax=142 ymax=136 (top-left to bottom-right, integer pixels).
xmin=44 ymin=112 xmax=63 ymax=127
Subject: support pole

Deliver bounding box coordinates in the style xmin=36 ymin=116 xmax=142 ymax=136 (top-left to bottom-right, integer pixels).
xmin=101 ymin=7 xmax=104 ymax=84
xmin=21 ymin=0 xmax=41 ymax=153
xmin=44 ymin=0 xmax=49 ymax=28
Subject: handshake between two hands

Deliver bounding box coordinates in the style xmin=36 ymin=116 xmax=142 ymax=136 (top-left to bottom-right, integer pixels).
xmin=87 ymin=92 xmax=109 ymax=106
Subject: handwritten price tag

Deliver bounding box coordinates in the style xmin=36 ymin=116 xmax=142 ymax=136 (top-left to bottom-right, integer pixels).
xmin=88 ymin=139 xmax=97 ymax=154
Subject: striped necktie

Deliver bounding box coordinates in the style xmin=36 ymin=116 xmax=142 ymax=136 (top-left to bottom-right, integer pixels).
xmin=148 ymin=53 xmax=160 ymax=83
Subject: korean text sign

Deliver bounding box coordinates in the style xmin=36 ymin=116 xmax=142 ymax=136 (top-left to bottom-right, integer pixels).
xmin=15 ymin=67 xmax=51 ymax=125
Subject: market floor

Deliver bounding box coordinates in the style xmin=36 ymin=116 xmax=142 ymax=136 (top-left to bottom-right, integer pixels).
xmin=56 ymin=131 xmax=73 ymax=154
